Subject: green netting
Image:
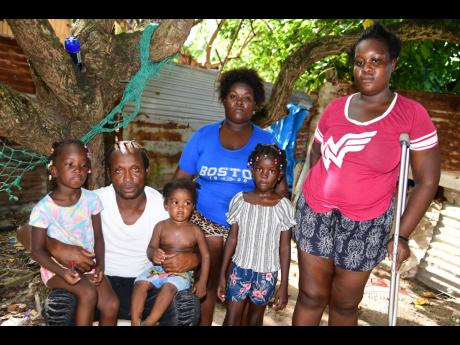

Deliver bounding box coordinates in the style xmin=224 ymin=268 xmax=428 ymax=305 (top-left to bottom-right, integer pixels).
xmin=80 ymin=23 xmax=176 ymax=143
xmin=0 ymin=23 xmax=176 ymax=202
xmin=0 ymin=140 xmax=49 ymax=201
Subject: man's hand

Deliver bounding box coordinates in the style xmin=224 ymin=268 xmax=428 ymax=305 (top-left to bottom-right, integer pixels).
xmin=62 ymin=269 xmax=81 ymax=286
xmin=50 ymin=241 xmax=96 ymax=273
xmin=17 ymin=224 xmax=95 ymax=272
xmin=387 ymin=238 xmax=411 ymax=271
xmin=162 ymin=251 xmax=199 ymax=273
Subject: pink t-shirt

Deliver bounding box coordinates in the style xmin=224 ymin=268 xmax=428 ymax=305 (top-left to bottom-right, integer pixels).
xmin=303 ymin=92 xmax=438 ymax=221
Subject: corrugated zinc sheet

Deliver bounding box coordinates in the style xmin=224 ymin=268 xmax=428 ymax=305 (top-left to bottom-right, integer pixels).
xmin=124 ymin=63 xmax=312 ymax=189
xmin=416 ymin=203 xmax=460 ymax=296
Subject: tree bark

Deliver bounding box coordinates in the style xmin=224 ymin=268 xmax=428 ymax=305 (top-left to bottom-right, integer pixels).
xmin=87 ymin=135 xmax=105 ymax=188
xmin=0 ymin=83 xmax=63 ymax=154
xmin=257 ymin=20 xmax=460 ymax=127
xmin=7 ymin=20 xmax=98 ymax=120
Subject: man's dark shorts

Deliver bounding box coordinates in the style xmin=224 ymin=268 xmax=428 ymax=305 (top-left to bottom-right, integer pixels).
xmin=43 ymin=275 xmax=200 ymax=325
xmin=293 ymin=193 xmax=394 ymax=272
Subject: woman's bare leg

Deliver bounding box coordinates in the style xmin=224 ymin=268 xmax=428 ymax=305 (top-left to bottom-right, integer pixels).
xmin=292 ymin=251 xmax=334 ymax=325
xmin=199 ymin=236 xmax=223 ymax=326
xmin=328 ymin=267 xmax=372 ymax=326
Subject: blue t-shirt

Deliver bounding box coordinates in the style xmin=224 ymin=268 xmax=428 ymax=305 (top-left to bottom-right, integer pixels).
xmin=179 ymin=121 xmax=278 ymax=227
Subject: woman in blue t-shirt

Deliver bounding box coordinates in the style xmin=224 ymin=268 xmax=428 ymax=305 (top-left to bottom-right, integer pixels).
xmin=174 ymin=68 xmax=288 ymax=325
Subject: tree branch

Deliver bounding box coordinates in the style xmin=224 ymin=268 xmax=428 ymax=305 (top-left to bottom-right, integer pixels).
xmin=206 ymin=19 xmax=226 ymax=67
xmin=232 ymin=28 xmax=256 ymax=60
xmin=6 ymin=19 xmax=96 ymax=119
xmin=72 ymin=19 xmax=115 ymax=35
xmin=259 ymin=20 xmax=460 ymax=127
xmin=106 ymin=19 xmax=194 ymax=112
xmin=193 ymin=19 xmax=203 ymax=26
xmin=70 ymin=19 xmax=116 ymax=106
xmin=148 ymin=19 xmax=195 ymax=62
xmin=221 ymin=19 xmax=244 ymax=70
xmin=28 ymin=61 xmax=75 ymax=126
xmin=0 ymin=83 xmax=62 ymax=154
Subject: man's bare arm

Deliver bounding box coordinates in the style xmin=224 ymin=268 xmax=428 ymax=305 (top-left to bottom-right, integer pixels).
xmin=162 ymin=250 xmax=200 ymax=273
xmin=17 ymin=224 xmax=95 ymax=272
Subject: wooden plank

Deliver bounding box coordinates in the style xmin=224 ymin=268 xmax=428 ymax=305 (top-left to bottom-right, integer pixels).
xmin=439 ymin=171 xmax=460 ymax=191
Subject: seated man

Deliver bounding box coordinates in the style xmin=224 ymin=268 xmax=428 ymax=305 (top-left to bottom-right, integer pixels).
xmin=18 ymin=140 xmax=200 ymax=325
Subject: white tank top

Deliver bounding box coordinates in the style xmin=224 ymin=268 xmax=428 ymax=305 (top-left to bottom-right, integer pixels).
xmin=95 ymin=185 xmax=168 ymax=277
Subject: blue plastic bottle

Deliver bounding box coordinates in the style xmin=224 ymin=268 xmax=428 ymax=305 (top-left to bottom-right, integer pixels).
xmin=64 ymin=36 xmax=82 ymax=70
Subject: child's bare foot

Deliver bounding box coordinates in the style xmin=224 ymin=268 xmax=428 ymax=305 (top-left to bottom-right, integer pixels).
xmin=131 ymin=319 xmax=142 ymax=326
xmin=141 ymin=318 xmax=159 ymax=326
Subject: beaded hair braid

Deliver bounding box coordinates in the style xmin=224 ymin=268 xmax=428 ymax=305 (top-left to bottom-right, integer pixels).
xmin=47 ymin=139 xmax=91 ymax=180
xmin=105 ymin=140 xmax=150 ymax=171
xmin=247 ymin=144 xmax=287 ymax=173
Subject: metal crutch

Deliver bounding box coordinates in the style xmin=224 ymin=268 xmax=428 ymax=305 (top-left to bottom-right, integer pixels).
xmin=388 ymin=133 xmax=411 ymax=326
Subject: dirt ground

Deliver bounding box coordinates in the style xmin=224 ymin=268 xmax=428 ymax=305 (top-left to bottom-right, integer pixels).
xmin=1 ymin=229 xmax=459 ymax=326
xmin=211 ymin=243 xmax=460 ymax=326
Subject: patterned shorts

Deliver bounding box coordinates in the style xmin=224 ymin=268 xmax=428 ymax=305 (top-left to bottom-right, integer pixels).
xmin=225 ymin=263 xmax=278 ymax=305
xmin=190 ymin=210 xmax=229 ymax=240
xmin=292 ymin=193 xmax=394 ymax=272
xmin=134 ymin=264 xmax=192 ymax=291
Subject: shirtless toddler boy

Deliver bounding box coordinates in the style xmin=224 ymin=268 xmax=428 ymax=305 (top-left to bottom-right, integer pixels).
xmin=130 ymin=179 xmax=210 ymax=326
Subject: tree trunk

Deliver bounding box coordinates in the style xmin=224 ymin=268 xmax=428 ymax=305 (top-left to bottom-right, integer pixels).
xmin=257 ymin=20 xmax=460 ymax=127
xmin=87 ymin=135 xmax=105 ymax=189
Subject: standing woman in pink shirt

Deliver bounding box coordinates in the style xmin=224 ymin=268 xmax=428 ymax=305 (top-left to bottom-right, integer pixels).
xmin=292 ymin=22 xmax=440 ymax=326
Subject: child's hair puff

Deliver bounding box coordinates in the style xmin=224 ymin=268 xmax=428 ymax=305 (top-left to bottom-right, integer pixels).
xmin=163 ymin=178 xmax=197 ymax=205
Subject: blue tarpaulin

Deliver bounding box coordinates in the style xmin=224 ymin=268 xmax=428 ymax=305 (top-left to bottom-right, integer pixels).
xmin=267 ymin=103 xmax=309 ymax=192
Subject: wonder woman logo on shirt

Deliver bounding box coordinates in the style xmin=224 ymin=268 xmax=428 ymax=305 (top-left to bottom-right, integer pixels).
xmin=321 ymin=131 xmax=377 ymax=170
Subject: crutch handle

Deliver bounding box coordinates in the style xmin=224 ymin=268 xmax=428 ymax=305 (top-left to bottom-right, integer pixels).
xmin=399 ymin=133 xmax=410 ymax=146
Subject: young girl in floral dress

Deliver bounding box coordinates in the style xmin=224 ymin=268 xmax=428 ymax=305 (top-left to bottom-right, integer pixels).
xmin=217 ymin=144 xmax=296 ymax=325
